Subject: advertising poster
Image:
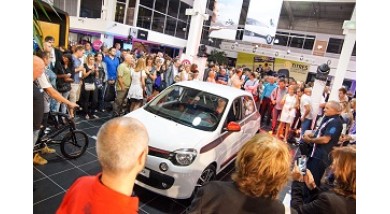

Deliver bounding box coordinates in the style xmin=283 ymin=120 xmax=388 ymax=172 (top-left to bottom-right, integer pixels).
xmin=273 ymin=58 xmax=310 ymax=82
xmin=236 ymin=52 xmax=274 ymax=72
xmin=242 ymin=0 xmax=284 ymax=44
xmin=209 ymin=0 xmax=244 ymax=40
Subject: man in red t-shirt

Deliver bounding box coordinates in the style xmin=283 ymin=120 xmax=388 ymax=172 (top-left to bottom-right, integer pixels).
xmin=57 ymin=117 xmax=149 ymax=214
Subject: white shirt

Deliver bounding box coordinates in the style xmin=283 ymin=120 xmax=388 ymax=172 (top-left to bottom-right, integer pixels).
xmin=300 ymin=94 xmax=313 ymax=120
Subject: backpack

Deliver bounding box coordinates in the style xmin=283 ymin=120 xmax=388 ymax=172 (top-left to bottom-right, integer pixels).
xmin=154 ymin=72 xmax=162 ymax=88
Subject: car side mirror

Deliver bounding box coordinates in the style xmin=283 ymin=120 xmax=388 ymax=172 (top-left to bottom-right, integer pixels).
xmin=223 ymin=122 xmax=241 ymax=132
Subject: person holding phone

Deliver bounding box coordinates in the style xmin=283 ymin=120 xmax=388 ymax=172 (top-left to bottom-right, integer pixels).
xmin=290 ymin=145 xmax=356 ymax=214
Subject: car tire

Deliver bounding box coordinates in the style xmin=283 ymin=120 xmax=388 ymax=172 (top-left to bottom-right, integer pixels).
xmin=191 ymin=164 xmax=217 ymax=198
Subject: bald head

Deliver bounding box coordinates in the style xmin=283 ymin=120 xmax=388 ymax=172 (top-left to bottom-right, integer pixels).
xmin=324 ymin=100 xmax=342 ymax=116
xmin=33 ymin=55 xmax=45 ymax=81
xmin=96 ymin=117 xmax=149 ymax=175
xmin=304 ymin=87 xmax=312 ymax=95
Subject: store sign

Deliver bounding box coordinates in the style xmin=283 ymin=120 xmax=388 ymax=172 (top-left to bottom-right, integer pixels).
xmin=274 ymin=58 xmax=309 ymax=82
xmin=137 ymin=30 xmax=148 ymax=40
xmin=242 ymin=0 xmax=283 ymax=44
xmin=209 ymin=0 xmax=243 ymax=40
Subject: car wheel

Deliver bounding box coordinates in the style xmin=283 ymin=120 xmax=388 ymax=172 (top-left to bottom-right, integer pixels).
xmin=191 ymin=164 xmax=216 ymax=198
xmin=266 ymin=35 xmax=273 ymax=44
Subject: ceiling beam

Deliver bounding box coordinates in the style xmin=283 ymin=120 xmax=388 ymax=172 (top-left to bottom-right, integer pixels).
xmin=284 ymin=0 xmax=355 ymax=2
xmin=284 ymin=2 xmax=295 ymax=29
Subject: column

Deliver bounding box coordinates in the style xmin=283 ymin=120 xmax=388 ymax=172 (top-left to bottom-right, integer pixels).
xmin=329 ymin=7 xmax=356 ymax=101
xmin=185 ymin=0 xmax=208 ymax=58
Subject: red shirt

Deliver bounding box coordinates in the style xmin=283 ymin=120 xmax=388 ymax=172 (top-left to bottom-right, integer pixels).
xmin=56 ymin=174 xmax=139 ymax=214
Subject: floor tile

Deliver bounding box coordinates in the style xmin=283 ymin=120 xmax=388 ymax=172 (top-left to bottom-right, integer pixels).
xmin=50 ymin=168 xmax=88 ymax=190
xmin=34 ymin=155 xmax=75 ymax=176
xmin=82 ymin=127 xmax=100 ymax=137
xmin=65 ymin=150 xmax=97 ymax=167
xmin=142 ymin=197 xmax=186 ymax=214
xmin=33 ymin=168 xmax=46 ymax=182
xmin=78 ymin=160 xmax=101 ymax=176
xmin=134 ymin=185 xmax=159 ymax=208
xmin=75 ymin=121 xmax=94 ymax=130
xmin=33 ymin=178 xmax=64 ymax=204
xmin=87 ymin=119 xmax=107 ymax=127
xmin=34 ymin=193 xmax=65 ymax=213
xmin=86 ymin=146 xmax=97 ymax=157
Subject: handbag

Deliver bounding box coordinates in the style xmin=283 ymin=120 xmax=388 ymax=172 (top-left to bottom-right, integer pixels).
xmin=56 ymin=78 xmax=71 ymax=92
xmin=84 ymin=83 xmax=96 ymax=91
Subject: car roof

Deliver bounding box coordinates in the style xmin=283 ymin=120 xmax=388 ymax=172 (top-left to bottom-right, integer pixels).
xmin=174 ymin=81 xmax=253 ymax=99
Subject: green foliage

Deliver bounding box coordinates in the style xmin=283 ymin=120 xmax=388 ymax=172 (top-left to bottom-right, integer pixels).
xmin=207 ymin=50 xmax=228 ymax=65
xmin=33 ymin=0 xmax=61 ymax=51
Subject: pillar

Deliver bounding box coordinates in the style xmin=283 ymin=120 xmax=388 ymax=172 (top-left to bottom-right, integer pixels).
xmin=329 ymin=7 xmax=356 ymax=101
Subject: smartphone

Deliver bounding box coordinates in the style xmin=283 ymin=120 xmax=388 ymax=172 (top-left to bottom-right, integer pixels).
xmin=297 ymin=155 xmax=307 ymax=175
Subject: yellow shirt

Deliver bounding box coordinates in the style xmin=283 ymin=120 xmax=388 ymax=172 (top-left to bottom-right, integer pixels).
xmin=116 ymin=63 xmax=132 ymax=90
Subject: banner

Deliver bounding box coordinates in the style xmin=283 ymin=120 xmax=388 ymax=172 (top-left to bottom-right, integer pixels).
xmin=209 ymin=0 xmax=243 ymax=40
xmin=236 ymin=52 xmax=274 ymax=72
xmin=242 ymin=0 xmax=283 ymax=44
xmin=274 ymin=58 xmax=309 ymax=82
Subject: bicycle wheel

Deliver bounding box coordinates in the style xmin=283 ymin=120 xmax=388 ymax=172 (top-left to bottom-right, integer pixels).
xmin=60 ymin=130 xmax=89 ymax=159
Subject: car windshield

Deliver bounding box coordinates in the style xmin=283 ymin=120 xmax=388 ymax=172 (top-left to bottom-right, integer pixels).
xmin=144 ymin=86 xmax=228 ymax=131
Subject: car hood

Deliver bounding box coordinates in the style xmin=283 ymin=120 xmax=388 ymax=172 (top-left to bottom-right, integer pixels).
xmin=125 ymin=108 xmax=212 ymax=152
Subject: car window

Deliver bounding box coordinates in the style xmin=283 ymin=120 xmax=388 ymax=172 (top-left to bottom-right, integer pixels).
xmin=225 ymin=98 xmax=243 ymax=126
xmin=144 ymin=85 xmax=228 ymax=131
xmin=242 ymin=96 xmax=255 ymax=117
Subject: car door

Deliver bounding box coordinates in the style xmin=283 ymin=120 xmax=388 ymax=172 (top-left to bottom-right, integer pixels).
xmin=240 ymin=95 xmax=261 ymax=144
xmin=216 ymin=97 xmax=244 ymax=171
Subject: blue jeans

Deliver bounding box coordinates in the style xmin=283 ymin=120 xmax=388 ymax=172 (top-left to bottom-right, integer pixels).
xmin=299 ymin=119 xmax=313 ymax=144
xmin=52 ymin=91 xmax=71 ymax=114
xmin=33 ymin=130 xmax=40 ymax=149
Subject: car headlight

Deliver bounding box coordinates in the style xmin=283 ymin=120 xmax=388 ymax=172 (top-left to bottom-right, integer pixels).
xmin=171 ymin=148 xmax=197 ymax=166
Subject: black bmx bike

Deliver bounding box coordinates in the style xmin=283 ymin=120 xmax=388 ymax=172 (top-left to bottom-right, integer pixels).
xmin=34 ymin=111 xmax=89 ymax=159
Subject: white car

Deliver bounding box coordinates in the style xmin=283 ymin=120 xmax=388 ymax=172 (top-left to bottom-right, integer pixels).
xmin=125 ymin=81 xmax=260 ymax=199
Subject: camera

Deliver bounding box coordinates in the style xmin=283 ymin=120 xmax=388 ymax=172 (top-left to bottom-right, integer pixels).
xmin=297 ymin=155 xmax=308 ymax=175
xmin=315 ymin=63 xmax=330 ymax=81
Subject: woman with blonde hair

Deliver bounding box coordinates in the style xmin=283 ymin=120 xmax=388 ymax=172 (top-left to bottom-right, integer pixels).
xmin=291 ymin=145 xmax=356 ymax=214
xmin=188 ymin=133 xmax=291 ymax=213
xmin=127 ymin=58 xmax=146 ymax=112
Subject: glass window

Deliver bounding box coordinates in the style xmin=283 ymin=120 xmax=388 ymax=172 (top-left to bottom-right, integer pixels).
xmin=178 ymin=2 xmax=189 ymax=21
xmin=144 ymin=86 xmax=228 ymax=131
xmin=137 ymin=6 xmax=152 ymax=30
xmin=140 ymin=0 xmax=154 ymax=9
xmin=289 ymin=33 xmax=304 ymax=48
xmin=327 ymin=38 xmax=344 ymax=54
xmin=175 ymin=20 xmax=187 ymax=39
xmin=242 ymin=96 xmax=255 ymax=117
xmin=129 ymin=0 xmax=136 ymax=7
xmin=165 ymin=16 xmax=177 ymax=36
xmin=54 ymin=0 xmax=78 ymax=16
xmin=155 ymin=0 xmax=168 ymax=14
xmin=168 ymin=0 xmax=180 ymax=18
xmin=117 ymin=0 xmax=126 ymax=2
xmin=126 ymin=0 xmax=137 ymax=25
xmin=152 ymin=11 xmax=165 ymax=33
xmin=274 ymin=31 xmax=289 ymax=46
xmin=80 ymin=0 xmax=102 ymax=18
xmin=303 ymin=35 xmax=315 ymax=50
xmin=115 ymin=2 xmax=126 ymax=23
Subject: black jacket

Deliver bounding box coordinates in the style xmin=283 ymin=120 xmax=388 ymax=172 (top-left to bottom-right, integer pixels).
xmin=187 ymin=181 xmax=288 ymax=214
xmin=290 ymin=181 xmax=356 ymax=214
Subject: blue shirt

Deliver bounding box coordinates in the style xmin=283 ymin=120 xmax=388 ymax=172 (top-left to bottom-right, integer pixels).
xmin=311 ymin=115 xmax=343 ymax=164
xmin=103 ymin=56 xmax=120 ymax=80
xmin=72 ymin=55 xmax=82 ymax=84
xmin=261 ymin=82 xmax=278 ymax=100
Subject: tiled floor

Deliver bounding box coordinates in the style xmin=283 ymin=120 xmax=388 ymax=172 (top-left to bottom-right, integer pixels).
xmin=33 ymin=111 xmax=298 ymax=214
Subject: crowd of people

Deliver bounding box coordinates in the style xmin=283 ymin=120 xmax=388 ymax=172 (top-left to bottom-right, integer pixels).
xmin=33 ymin=37 xmax=356 ymax=213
